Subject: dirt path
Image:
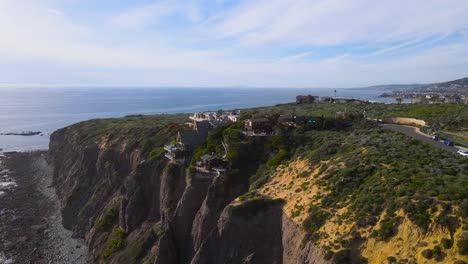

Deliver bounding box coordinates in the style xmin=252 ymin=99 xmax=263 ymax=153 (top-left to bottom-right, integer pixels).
xmin=0 ymin=152 xmax=88 ymax=264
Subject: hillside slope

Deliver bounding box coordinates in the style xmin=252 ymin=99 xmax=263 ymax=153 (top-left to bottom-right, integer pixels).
xmin=48 ymin=105 xmax=468 ymax=264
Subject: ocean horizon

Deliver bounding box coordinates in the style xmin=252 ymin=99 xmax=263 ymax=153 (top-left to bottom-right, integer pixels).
xmin=0 ymin=87 xmax=397 ymax=153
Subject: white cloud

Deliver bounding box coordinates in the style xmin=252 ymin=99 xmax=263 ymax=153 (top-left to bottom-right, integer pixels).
xmin=109 ymin=0 xmax=202 ymax=29
xmin=0 ymin=0 xmax=467 ymax=87
xmin=45 ymin=7 xmax=63 ymax=15
xmin=109 ymin=1 xmax=179 ymax=29
xmin=209 ymin=0 xmax=468 ymax=47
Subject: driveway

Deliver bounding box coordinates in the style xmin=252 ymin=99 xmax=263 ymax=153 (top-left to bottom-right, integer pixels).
xmin=378 ymin=124 xmax=459 ymax=154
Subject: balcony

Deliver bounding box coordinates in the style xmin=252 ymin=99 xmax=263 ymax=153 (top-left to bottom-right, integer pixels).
xmin=164 ymin=144 xmax=188 ymax=163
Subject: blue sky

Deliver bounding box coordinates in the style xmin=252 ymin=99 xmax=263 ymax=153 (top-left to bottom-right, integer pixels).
xmin=0 ymin=0 xmax=467 ymax=88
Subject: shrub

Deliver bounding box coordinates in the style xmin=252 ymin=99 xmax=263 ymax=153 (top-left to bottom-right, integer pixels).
xmin=373 ymin=217 xmax=399 ymax=240
xmin=233 ymin=196 xmax=285 ymax=216
xmin=149 ymin=147 xmax=165 ymax=159
xmin=331 ymin=249 xmax=351 ymax=264
xmin=421 ymin=249 xmax=433 ymax=259
xmin=441 ymin=238 xmax=452 ymax=249
xmin=386 ymin=256 xmax=397 ymax=263
xmin=102 ymin=226 xmax=127 ymax=258
xmin=431 ymin=245 xmax=443 ymax=260
xmin=458 ymin=236 xmax=468 ymax=255
xmin=267 ymin=149 xmax=289 ymax=168
xmin=302 ymin=204 xmax=329 ymax=234
xmin=96 ymin=207 xmax=119 ymax=230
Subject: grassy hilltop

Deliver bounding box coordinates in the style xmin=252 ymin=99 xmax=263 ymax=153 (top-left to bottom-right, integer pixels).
xmin=66 ymin=102 xmax=468 ymax=263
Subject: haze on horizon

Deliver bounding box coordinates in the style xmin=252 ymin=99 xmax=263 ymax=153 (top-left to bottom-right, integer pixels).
xmin=1 ymin=0 xmax=467 ymax=88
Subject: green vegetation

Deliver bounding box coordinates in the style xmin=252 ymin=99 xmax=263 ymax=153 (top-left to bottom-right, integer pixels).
xmin=290 ymin=127 xmax=467 ymax=235
xmin=233 ymin=194 xmax=285 ymax=216
xmin=72 ymin=102 xmax=467 ymax=261
xmin=115 ymin=223 xmax=165 ymax=264
xmin=372 ymin=216 xmax=400 ymax=240
xmin=68 ymin=114 xmax=187 ymax=156
xmin=421 ymin=248 xmax=433 ymax=259
xmin=458 ymin=235 xmax=468 ymax=255
xmin=248 ymin=102 xmax=468 ymax=130
xmin=149 ymin=147 xmax=166 ymax=159
xmin=96 ymin=207 xmax=119 ymax=230
xmin=103 ymin=226 xmax=127 ymax=258
xmin=441 ymin=238 xmax=453 ymax=249
xmin=185 ymin=103 xmax=467 ymax=241
xmin=431 ymin=245 xmax=443 ymax=260
xmin=302 ymin=204 xmax=329 ymax=235
xmin=419 ymin=245 xmax=446 ymax=261
xmin=267 ymin=149 xmax=289 ymax=167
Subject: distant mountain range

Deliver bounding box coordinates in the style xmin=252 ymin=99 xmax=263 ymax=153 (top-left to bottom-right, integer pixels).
xmin=354 ymin=77 xmax=468 ymax=93
xmin=415 ymin=77 xmax=468 ymax=94
xmin=354 ymin=84 xmax=426 ymax=91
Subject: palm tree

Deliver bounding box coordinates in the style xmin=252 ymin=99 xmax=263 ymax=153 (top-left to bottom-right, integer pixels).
xmin=395 ymin=97 xmax=403 ymax=104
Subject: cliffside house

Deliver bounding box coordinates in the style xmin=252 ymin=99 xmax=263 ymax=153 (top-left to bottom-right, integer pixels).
xmin=296 ymin=95 xmax=319 ymax=104
xmin=335 ymin=111 xmax=346 ymax=120
xmin=279 ymin=115 xmax=323 ymax=129
xmin=199 ymin=154 xmax=227 ymax=171
xmin=190 ymin=110 xmax=240 ymax=123
xmin=164 ymin=120 xmax=214 ymax=163
xmin=243 ymin=118 xmax=273 ymax=136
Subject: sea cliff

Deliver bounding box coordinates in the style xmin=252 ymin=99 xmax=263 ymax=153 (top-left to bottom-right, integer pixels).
xmin=48 ymin=115 xmax=327 ymax=264
xmin=47 ymin=104 xmax=468 ymax=264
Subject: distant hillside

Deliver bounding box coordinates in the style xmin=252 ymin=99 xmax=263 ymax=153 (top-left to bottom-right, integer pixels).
xmin=352 ymin=77 xmax=468 ymax=93
xmin=416 ymin=77 xmax=468 ymax=93
xmin=353 ymin=84 xmax=426 ymax=91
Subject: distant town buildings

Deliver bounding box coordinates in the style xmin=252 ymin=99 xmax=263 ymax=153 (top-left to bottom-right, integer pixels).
xmin=408 ymin=94 xmax=467 ymax=104
xmin=297 ymin=95 xmax=368 ymax=104
xmin=381 ymin=78 xmax=468 ymax=104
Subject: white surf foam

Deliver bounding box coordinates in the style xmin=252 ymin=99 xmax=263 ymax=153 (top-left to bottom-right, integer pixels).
xmin=0 ymin=182 xmax=16 ymax=189
xmin=0 ymin=252 xmax=13 ymax=264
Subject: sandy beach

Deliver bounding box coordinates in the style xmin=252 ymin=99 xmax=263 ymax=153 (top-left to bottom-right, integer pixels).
xmin=0 ymin=151 xmax=88 ymax=264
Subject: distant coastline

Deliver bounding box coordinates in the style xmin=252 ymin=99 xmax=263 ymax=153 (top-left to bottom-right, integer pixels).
xmin=0 ymin=87 xmax=399 ymax=153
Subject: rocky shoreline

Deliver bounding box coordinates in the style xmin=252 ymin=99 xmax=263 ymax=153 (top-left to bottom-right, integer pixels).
xmin=0 ymin=151 xmax=88 ymax=264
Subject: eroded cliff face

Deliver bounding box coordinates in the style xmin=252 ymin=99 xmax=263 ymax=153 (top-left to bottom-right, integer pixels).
xmin=49 ymin=124 xmax=328 ymax=264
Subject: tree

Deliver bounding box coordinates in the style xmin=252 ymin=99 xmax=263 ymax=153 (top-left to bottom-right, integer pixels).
xmin=396 ymin=97 xmax=403 ymax=104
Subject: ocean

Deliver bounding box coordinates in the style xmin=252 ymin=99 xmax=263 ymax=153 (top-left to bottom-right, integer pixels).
xmin=0 ymin=87 xmax=395 ymax=153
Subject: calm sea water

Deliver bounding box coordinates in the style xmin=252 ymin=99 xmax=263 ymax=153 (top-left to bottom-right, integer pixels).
xmin=0 ymin=87 xmax=395 ymax=152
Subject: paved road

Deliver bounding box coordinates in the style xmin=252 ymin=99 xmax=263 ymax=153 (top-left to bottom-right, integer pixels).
xmin=379 ymin=124 xmax=459 ymax=154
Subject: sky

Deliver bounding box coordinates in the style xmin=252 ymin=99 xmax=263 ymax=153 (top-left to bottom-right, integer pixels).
xmin=0 ymin=0 xmax=467 ymax=88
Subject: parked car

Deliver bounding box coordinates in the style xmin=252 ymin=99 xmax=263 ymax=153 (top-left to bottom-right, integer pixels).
xmin=443 ymin=140 xmax=454 ymax=146
xmin=457 ymin=149 xmax=468 ymax=157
